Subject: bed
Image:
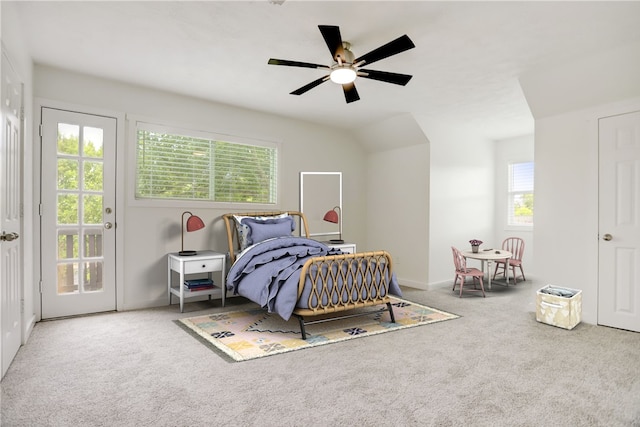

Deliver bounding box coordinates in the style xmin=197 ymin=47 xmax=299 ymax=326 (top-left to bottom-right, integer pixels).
xmin=222 ymin=211 xmax=402 ymax=339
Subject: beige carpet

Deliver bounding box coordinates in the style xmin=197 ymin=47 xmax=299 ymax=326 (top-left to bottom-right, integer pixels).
xmin=2 ymin=279 xmax=639 ymax=426
xmin=177 ymin=296 xmax=459 ymax=361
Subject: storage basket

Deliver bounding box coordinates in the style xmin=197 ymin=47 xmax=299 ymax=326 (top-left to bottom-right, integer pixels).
xmin=536 ymin=285 xmax=582 ymax=330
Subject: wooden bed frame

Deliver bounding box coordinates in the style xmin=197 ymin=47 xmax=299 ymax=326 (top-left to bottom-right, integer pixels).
xmin=222 ymin=211 xmax=397 ymax=339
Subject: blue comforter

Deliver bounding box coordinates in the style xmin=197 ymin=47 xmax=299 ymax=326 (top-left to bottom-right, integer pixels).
xmin=226 ymin=237 xmax=402 ymax=320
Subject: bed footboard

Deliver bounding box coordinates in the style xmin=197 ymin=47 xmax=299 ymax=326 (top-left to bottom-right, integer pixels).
xmin=293 ymin=251 xmax=396 ymax=339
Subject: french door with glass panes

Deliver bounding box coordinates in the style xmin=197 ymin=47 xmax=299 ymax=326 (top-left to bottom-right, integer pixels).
xmin=41 ymin=108 xmax=116 ymax=319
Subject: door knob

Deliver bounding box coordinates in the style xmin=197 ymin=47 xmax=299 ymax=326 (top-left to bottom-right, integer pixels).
xmin=0 ymin=232 xmax=19 ymax=241
xmin=603 ymin=233 xmax=613 ymax=241
xmin=104 ymin=222 xmax=113 ymax=229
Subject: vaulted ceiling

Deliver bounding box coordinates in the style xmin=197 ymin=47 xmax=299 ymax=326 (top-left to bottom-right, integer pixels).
xmin=11 ymin=1 xmax=640 ymax=141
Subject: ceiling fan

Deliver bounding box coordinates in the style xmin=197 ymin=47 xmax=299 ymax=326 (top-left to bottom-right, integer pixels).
xmin=268 ymin=25 xmax=415 ymax=104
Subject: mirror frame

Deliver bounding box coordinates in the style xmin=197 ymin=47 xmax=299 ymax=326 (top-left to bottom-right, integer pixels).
xmin=299 ymin=171 xmax=342 ymax=238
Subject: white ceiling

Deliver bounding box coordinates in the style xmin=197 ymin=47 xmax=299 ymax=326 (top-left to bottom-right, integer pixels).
xmin=12 ymin=1 xmax=640 ymax=141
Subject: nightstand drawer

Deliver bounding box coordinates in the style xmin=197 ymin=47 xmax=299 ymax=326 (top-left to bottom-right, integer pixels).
xmin=325 ymin=242 xmax=356 ymax=254
xmin=184 ymin=258 xmax=223 ymax=274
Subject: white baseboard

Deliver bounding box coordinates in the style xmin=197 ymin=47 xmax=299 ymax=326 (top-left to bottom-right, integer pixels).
xmin=398 ymin=277 xmax=454 ymax=291
xmin=397 ymin=277 xmax=427 ymax=290
xmin=23 ymin=313 xmax=37 ymax=344
xmin=426 ymin=280 xmax=454 ymax=290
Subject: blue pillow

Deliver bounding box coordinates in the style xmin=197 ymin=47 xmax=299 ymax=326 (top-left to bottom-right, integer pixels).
xmin=233 ymin=213 xmax=289 ymax=252
xmin=243 ymin=216 xmax=295 ymax=245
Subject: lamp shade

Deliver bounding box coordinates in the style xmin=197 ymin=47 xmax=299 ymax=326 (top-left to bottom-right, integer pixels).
xmin=186 ymin=214 xmax=205 ymax=232
xmin=180 ymin=211 xmax=205 ymax=256
xmin=323 ymin=209 xmax=339 ymax=223
xmin=323 ymin=206 xmax=343 ymax=243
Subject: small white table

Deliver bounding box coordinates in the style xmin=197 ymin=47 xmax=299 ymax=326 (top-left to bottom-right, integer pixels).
xmin=323 ymin=241 xmax=356 ymax=254
xmin=167 ymin=250 xmax=226 ymax=312
xmin=462 ymin=249 xmax=512 ymax=290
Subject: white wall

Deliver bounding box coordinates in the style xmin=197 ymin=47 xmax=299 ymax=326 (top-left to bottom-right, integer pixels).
xmin=1 ymin=2 xmax=36 ymax=340
xmin=33 ymin=65 xmax=369 ymax=311
xmin=520 ymin=40 xmax=640 ymax=120
xmin=428 ymin=128 xmax=495 ymax=285
xmin=357 ymin=114 xmax=430 ymax=288
xmin=494 ymin=134 xmax=534 ymax=277
xmin=367 ymin=144 xmax=429 ymax=287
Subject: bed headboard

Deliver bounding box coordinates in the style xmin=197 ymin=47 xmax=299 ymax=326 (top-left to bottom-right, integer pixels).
xmin=222 ymin=211 xmax=311 ymax=264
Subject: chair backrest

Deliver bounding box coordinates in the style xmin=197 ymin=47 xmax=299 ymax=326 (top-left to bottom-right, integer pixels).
xmin=502 ymin=237 xmax=525 ymax=261
xmin=451 ymin=246 xmax=467 ymax=272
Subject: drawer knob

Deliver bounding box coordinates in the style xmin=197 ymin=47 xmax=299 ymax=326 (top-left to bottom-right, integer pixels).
xmin=202 ymin=264 xmax=206 ymax=268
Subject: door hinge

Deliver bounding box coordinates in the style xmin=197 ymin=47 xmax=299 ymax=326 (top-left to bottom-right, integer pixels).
xmin=20 ymin=298 xmax=24 ymax=314
xmin=39 ymin=280 xmax=43 ymax=294
xmin=39 ymin=203 xmax=43 ymax=216
xmin=39 ymin=123 xmax=43 ymax=137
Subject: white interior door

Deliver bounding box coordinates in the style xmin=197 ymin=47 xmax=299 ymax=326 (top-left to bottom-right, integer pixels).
xmin=1 ymin=51 xmax=24 ymax=378
xmin=41 ymin=108 xmax=116 ymax=319
xmin=598 ymin=110 xmax=640 ymax=333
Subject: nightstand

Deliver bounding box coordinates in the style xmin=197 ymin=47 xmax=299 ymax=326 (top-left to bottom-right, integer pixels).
xmin=167 ymin=250 xmax=226 ymax=312
xmin=324 ymin=242 xmax=356 ymax=254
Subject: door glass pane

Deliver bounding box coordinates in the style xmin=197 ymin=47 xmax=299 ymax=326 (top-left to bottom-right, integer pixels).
xmin=57 ymin=262 xmax=78 ymax=294
xmin=83 ymin=195 xmax=102 ymax=224
xmin=83 ymin=126 xmax=103 ymax=158
xmin=83 ymin=261 xmax=103 ymax=292
xmin=83 ymin=161 xmax=103 ymax=191
xmin=57 ymin=159 xmax=78 ymax=190
xmin=57 ymin=230 xmax=78 ymax=259
xmin=84 ymin=228 xmax=103 ymax=258
xmin=57 ymin=194 xmax=78 ymax=225
xmin=57 ymin=123 xmax=79 ymax=155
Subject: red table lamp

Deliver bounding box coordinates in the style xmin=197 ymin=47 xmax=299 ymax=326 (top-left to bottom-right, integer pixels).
xmin=323 ymin=206 xmax=343 ymax=244
xmin=179 ymin=211 xmax=205 ymax=256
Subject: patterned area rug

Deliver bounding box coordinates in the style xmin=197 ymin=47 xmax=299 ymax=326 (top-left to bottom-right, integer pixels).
xmin=177 ymin=297 xmax=459 ymax=362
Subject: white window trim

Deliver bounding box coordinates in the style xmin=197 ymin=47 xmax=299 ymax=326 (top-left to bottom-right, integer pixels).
xmin=126 ymin=115 xmax=281 ymax=209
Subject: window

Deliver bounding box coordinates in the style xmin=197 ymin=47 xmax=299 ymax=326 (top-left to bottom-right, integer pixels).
xmin=508 ymin=161 xmax=534 ymax=226
xmin=135 ymin=122 xmax=277 ymax=204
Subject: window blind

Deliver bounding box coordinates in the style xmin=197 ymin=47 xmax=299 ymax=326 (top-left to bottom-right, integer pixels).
xmin=135 ymin=123 xmax=277 ymax=204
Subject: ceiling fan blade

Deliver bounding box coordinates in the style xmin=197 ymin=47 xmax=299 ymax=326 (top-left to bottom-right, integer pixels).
xmin=354 ymin=34 xmax=415 ymax=67
xmin=358 ymin=69 xmax=413 ymax=86
xmin=290 ymin=76 xmax=330 ymax=95
xmin=318 ymin=25 xmax=345 ymax=60
xmin=342 ymin=82 xmax=360 ymax=103
xmin=268 ymin=58 xmax=329 ymax=70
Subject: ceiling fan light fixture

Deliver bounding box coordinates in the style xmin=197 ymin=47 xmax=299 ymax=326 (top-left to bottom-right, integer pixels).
xmin=268 ymin=25 xmax=415 ymax=102
xmin=330 ymin=66 xmax=357 ymax=84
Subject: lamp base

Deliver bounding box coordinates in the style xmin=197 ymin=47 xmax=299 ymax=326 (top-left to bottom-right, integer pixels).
xmin=178 ymin=250 xmax=198 ymax=256
xmin=329 ymin=239 xmax=344 ymax=244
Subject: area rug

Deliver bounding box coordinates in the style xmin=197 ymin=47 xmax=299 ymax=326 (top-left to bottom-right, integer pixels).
xmin=177 ymin=296 xmax=459 ymax=362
